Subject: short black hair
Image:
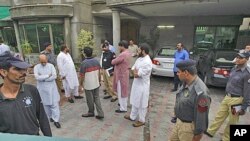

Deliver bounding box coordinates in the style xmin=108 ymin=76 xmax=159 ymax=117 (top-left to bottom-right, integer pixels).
xmin=44 ymin=42 xmax=51 ymax=48
xmin=118 ymin=40 xmax=128 ymax=49
xmin=84 ymin=47 xmax=93 ymax=57
xmin=139 ymin=43 xmax=150 ymax=54
xmin=60 ymin=44 xmax=67 ymax=51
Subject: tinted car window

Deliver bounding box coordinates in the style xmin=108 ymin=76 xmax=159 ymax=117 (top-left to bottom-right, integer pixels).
xmin=158 ymin=48 xmax=175 ymax=57
xmin=215 ymin=51 xmax=235 ymax=63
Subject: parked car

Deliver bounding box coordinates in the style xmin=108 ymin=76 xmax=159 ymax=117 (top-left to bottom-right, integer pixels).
xmin=190 ymin=41 xmax=213 ymax=61
xmin=151 ymin=46 xmax=176 ymax=77
xmin=196 ymin=49 xmax=237 ymax=87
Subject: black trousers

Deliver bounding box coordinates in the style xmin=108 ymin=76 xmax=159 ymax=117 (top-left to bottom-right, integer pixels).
xmin=173 ymin=72 xmax=182 ymax=90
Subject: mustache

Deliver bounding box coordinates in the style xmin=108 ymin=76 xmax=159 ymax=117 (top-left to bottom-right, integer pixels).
xmin=20 ymin=73 xmax=26 ymax=78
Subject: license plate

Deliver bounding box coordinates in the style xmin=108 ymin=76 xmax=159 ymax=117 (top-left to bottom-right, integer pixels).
xmin=162 ymin=63 xmax=173 ymax=68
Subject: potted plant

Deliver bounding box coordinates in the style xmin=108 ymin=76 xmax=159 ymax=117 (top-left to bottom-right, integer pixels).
xmin=21 ymin=40 xmax=32 ymax=57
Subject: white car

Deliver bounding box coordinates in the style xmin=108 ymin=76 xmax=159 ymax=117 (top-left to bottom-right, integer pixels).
xmin=151 ymin=46 xmax=176 ymax=77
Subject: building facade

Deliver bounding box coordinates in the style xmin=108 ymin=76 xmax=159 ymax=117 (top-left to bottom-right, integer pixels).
xmin=0 ymin=0 xmax=250 ymax=61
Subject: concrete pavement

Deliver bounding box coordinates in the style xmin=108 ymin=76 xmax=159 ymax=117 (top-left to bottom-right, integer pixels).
xmin=24 ymin=74 xmax=250 ymax=141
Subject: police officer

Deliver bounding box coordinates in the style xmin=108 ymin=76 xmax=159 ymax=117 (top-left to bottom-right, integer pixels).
xmin=169 ymin=59 xmax=211 ymax=141
xmin=204 ymin=52 xmax=250 ymax=141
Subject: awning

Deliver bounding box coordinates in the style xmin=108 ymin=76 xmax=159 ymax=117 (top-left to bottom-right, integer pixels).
xmin=0 ymin=6 xmax=10 ymax=19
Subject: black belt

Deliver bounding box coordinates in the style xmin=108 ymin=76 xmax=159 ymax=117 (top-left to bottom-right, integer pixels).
xmin=227 ymin=93 xmax=241 ymax=97
xmin=179 ymin=118 xmax=192 ymax=123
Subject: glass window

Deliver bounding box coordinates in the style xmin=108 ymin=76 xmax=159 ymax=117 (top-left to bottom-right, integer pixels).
xmin=0 ymin=27 xmax=17 ymax=52
xmin=23 ymin=24 xmax=39 ymax=53
xmin=194 ymin=26 xmax=238 ymax=50
xmin=52 ymin=24 xmax=64 ymax=54
xmin=158 ymin=48 xmax=175 ymax=57
xmin=37 ymin=24 xmax=50 ymax=51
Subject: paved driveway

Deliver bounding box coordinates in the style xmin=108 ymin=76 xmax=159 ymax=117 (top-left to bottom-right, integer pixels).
xmin=24 ymin=75 xmax=250 ymax=141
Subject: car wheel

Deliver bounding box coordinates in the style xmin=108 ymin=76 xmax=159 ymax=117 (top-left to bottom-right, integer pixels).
xmin=204 ymin=75 xmax=211 ymax=87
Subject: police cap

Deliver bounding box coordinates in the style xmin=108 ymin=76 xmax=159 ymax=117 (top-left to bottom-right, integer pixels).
xmin=0 ymin=52 xmax=31 ymax=69
xmin=176 ymin=59 xmax=196 ymax=70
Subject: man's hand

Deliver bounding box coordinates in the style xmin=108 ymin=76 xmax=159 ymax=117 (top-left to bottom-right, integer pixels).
xmin=193 ymin=134 xmax=202 ymax=141
xmin=48 ymin=73 xmax=52 ymax=77
xmin=236 ymin=109 xmax=245 ymax=116
xmin=133 ymin=69 xmax=139 ymax=78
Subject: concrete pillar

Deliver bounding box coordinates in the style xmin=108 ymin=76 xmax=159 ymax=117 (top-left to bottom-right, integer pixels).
xmin=13 ymin=20 xmax=22 ymax=55
xmin=64 ymin=17 xmax=71 ymax=50
xmin=112 ymin=8 xmax=121 ymax=54
xmin=71 ymin=23 xmax=78 ymax=62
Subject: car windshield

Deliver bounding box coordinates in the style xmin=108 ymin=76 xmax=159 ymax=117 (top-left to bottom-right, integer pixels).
xmin=157 ymin=48 xmax=175 ymax=57
xmin=216 ymin=51 xmax=235 ymax=63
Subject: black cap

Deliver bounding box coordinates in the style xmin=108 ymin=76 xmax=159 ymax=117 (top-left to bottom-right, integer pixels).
xmin=176 ymin=59 xmax=196 ymax=70
xmin=237 ymin=52 xmax=250 ymax=58
xmin=43 ymin=42 xmax=51 ymax=48
xmin=0 ymin=52 xmax=31 ymax=69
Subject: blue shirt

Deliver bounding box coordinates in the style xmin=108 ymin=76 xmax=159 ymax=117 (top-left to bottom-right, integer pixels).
xmin=173 ymin=49 xmax=189 ymax=72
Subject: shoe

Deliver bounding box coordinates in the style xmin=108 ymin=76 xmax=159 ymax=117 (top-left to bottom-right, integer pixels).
xmin=133 ymin=121 xmax=145 ymax=127
xmin=171 ymin=89 xmax=177 ymax=92
xmin=61 ymin=89 xmax=65 ymax=93
xmin=103 ymin=95 xmax=112 ymax=99
xmin=118 ymin=103 xmax=120 ymax=106
xmin=81 ymin=113 xmax=95 ymax=117
xmin=110 ymin=97 xmax=118 ymax=102
xmin=115 ymin=109 xmax=127 ymax=113
xmin=68 ymin=98 xmax=74 ymax=103
xmin=124 ymin=115 xmax=135 ymax=121
xmin=171 ymin=117 xmax=177 ymax=123
xmin=204 ymin=131 xmax=213 ymax=138
xmin=54 ymin=122 xmax=61 ymax=128
xmin=50 ymin=118 xmax=54 ymax=122
xmin=74 ymin=96 xmax=83 ymax=99
xmin=95 ymin=115 xmax=104 ymax=120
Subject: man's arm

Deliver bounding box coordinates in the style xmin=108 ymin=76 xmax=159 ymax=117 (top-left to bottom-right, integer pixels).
xmin=34 ymin=65 xmax=50 ymax=81
xmin=44 ymin=64 xmax=57 ymax=82
xmin=33 ymin=87 xmax=52 ymax=136
xmin=193 ymin=94 xmax=211 ymax=140
xmin=111 ymin=53 xmax=124 ymax=65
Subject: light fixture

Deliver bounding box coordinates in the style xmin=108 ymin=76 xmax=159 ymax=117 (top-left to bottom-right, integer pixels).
xmin=157 ymin=25 xmax=175 ymax=29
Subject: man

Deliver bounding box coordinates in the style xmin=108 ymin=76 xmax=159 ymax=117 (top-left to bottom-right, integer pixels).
xmin=40 ymin=42 xmax=56 ymax=66
xmin=204 ymin=52 xmax=250 ymax=141
xmin=112 ymin=40 xmax=130 ymax=113
xmin=0 ymin=37 xmax=10 ymax=55
xmin=104 ymin=40 xmax=116 ymax=53
xmin=34 ymin=54 xmax=61 ymax=128
xmin=172 ymin=43 xmax=189 ymax=92
xmin=0 ymin=52 xmax=52 ymax=136
xmin=80 ymin=47 xmax=104 ymax=119
xmin=124 ymin=43 xmax=152 ymax=127
xmin=168 ymin=59 xmax=211 ymax=141
xmin=57 ymin=45 xmax=82 ymax=103
xmin=40 ymin=42 xmax=64 ymax=96
xmin=128 ymin=39 xmax=139 ymax=78
xmin=100 ymin=42 xmax=118 ymax=102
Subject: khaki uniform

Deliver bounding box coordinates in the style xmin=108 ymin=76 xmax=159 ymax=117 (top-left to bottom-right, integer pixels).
xmin=169 ymin=77 xmax=211 ymax=141
xmin=206 ymin=66 xmax=250 ymax=141
xmin=101 ymin=69 xmax=117 ymax=98
xmin=128 ymin=44 xmax=138 ymax=77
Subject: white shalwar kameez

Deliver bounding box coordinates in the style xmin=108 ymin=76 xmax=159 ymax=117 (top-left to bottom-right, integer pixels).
xmin=57 ymin=52 xmax=79 ymax=98
xmin=129 ymin=55 xmax=152 ymax=123
xmin=34 ymin=63 xmax=60 ymax=122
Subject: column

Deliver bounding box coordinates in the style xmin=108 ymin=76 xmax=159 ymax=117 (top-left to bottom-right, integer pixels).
xmin=13 ymin=20 xmax=22 ymax=55
xmin=64 ymin=17 xmax=71 ymax=49
xmin=112 ymin=8 xmax=121 ymax=54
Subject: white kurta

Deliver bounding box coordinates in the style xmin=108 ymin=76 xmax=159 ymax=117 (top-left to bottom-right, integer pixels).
xmin=57 ymin=52 xmax=79 ymax=89
xmin=130 ymin=55 xmax=153 ymax=108
xmin=34 ymin=63 xmax=60 ymax=105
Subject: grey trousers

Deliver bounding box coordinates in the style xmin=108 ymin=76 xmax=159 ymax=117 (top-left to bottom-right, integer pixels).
xmin=85 ymin=87 xmax=104 ymax=117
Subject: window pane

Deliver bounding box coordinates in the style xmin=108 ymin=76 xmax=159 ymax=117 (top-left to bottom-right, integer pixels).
xmin=52 ymin=24 xmax=64 ymax=55
xmin=37 ymin=24 xmax=50 ymax=51
xmin=214 ymin=26 xmax=237 ymax=49
xmin=24 ymin=24 xmax=39 ymax=53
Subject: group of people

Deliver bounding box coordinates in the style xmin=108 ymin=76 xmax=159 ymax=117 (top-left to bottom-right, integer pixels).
xmin=168 ymin=44 xmax=250 ymax=141
xmin=0 ymin=36 xmax=250 ymax=141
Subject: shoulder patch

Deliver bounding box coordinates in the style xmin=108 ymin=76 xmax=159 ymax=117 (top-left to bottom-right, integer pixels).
xmin=194 ymin=84 xmax=204 ymax=95
xmin=197 ymin=98 xmax=209 ymax=112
